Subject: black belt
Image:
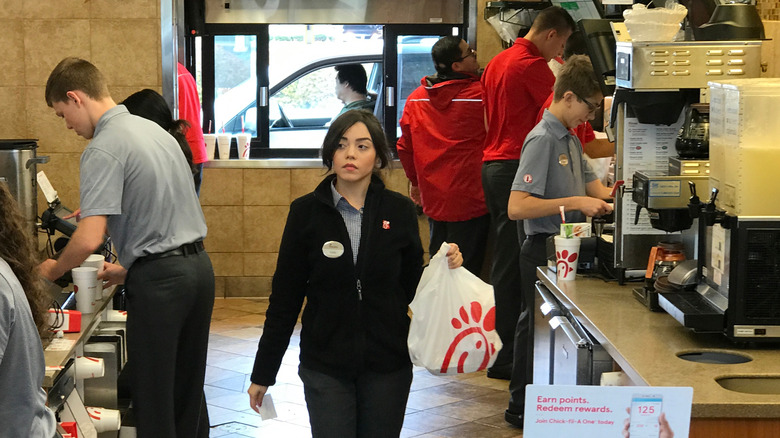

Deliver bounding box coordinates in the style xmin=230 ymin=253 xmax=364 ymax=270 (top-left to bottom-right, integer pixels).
xmin=526 ymin=233 xmax=555 ymax=243
xmin=141 ymin=241 xmax=204 ymax=262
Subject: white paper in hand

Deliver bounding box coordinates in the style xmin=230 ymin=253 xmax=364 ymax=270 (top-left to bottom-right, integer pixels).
xmin=258 ymin=394 xmax=277 ymax=421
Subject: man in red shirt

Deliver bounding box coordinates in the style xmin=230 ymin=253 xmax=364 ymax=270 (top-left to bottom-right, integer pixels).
xmin=178 ymin=62 xmax=208 ymax=195
xmin=397 ymin=36 xmax=490 ymax=275
xmin=480 ymin=6 xmax=576 ymax=382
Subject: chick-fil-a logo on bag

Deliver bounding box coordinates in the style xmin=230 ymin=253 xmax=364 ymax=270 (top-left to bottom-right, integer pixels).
xmin=440 ymin=301 xmax=498 ymax=373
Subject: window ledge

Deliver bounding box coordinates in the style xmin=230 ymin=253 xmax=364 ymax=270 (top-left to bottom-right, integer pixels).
xmin=203 ymin=158 xmax=323 ymax=169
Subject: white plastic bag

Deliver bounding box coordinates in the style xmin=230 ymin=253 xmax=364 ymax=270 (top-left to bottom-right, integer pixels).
xmin=408 ymin=242 xmax=502 ymax=375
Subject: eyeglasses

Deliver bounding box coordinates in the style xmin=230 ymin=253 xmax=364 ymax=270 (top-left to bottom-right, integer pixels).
xmin=456 ymin=48 xmax=477 ymax=62
xmin=573 ymin=91 xmax=603 ymax=115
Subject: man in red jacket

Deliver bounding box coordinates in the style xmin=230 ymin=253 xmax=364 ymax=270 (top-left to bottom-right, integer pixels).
xmin=397 ymin=36 xmax=490 ymax=275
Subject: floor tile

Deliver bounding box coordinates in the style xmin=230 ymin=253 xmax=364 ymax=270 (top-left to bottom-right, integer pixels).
xmin=206 ymin=299 xmax=520 ymax=437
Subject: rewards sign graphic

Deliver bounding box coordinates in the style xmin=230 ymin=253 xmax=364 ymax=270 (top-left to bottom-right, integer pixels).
xmin=440 ymin=302 xmax=499 ymax=374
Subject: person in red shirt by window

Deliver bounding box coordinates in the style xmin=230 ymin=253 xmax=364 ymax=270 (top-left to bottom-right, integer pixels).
xmin=178 ymin=62 xmax=208 ymax=195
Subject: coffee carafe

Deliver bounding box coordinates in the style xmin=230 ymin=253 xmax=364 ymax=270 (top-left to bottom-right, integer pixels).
xmin=676 ymin=104 xmax=709 ymax=159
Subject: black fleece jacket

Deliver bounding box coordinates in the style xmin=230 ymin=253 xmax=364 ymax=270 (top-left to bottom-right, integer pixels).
xmin=251 ymin=174 xmax=424 ymax=386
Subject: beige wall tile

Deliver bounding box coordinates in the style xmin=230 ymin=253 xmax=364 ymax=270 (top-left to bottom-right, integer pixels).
xmin=243 ymin=168 xmax=291 ymax=206
xmin=0 ymin=87 xmax=28 ymax=138
xmin=290 ymin=168 xmax=327 ymax=200
xmin=225 ymin=276 xmax=273 ymax=298
xmin=214 ymin=276 xmax=226 ymax=299
xmin=763 ymin=22 xmax=779 ymax=77
xmin=90 ymin=0 xmax=158 ymax=19
xmin=0 ymin=0 xmax=22 ymax=18
xmin=203 ymin=206 xmax=244 ymax=253
xmin=22 ymin=0 xmax=89 ymax=18
xmin=243 ymin=206 xmax=288 ymax=252
xmin=209 ymin=252 xmax=244 ymax=277
xmin=382 ymin=166 xmax=412 ymax=195
xmin=244 ymin=253 xmax=278 ymax=277
xmin=200 ymin=168 xmax=244 ymax=205
xmin=91 ymin=19 xmax=160 ymax=87
xmin=0 ymin=21 xmax=25 ymax=86
xmin=38 ymin=152 xmax=82 ymax=206
xmin=23 ymin=19 xmax=91 ymax=87
xmin=27 ymin=86 xmax=90 ymax=154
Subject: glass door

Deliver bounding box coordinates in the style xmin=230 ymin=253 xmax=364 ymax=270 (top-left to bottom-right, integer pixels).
xmin=382 ymin=25 xmax=463 ymax=148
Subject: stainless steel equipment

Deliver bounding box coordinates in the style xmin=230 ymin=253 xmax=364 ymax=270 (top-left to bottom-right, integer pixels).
xmin=668 ymin=157 xmax=709 ymax=175
xmin=0 ymin=139 xmax=47 ymax=235
xmin=534 ymin=281 xmax=613 ymax=385
xmin=608 ymin=40 xmax=762 ymax=282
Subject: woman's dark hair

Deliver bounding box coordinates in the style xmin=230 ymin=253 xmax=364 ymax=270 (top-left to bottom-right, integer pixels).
xmin=431 ymin=36 xmax=463 ymax=76
xmin=321 ymin=110 xmax=391 ymax=171
xmin=335 ymin=64 xmax=368 ymax=95
xmin=0 ymin=182 xmax=49 ymax=335
xmin=122 ymin=89 xmax=196 ymax=174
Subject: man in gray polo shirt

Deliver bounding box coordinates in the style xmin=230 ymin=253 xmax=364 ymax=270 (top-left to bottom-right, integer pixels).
xmin=504 ymin=55 xmax=612 ymax=427
xmin=39 ymin=57 xmax=214 ymax=438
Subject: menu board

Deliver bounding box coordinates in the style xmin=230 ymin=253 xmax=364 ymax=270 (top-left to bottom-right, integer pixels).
xmin=620 ymin=115 xmax=684 ymax=235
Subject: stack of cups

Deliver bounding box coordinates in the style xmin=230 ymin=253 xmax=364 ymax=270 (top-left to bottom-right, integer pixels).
xmin=86 ymin=407 xmax=122 ymax=433
xmin=237 ymin=133 xmax=252 ymax=159
xmin=217 ymin=133 xmax=232 ymax=160
xmin=81 ymin=254 xmax=107 ymax=298
xmin=203 ymin=134 xmax=217 ymax=161
xmin=554 ymin=235 xmax=581 ymax=281
xmin=72 ymin=267 xmax=98 ymax=314
xmin=75 ymin=356 xmax=105 ymax=379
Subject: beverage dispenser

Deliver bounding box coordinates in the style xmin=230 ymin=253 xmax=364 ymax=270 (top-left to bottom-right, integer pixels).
xmin=0 ymin=139 xmax=47 ymax=235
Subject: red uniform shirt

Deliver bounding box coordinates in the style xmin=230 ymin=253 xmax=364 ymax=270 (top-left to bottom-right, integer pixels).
xmin=481 ymin=38 xmax=555 ymax=162
xmin=397 ymin=75 xmax=488 ymax=222
xmin=536 ymin=93 xmax=596 ymax=149
xmin=177 ymin=63 xmax=207 ymax=164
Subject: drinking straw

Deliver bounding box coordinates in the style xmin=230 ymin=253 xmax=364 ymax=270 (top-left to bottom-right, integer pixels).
xmin=559 ymin=205 xmax=566 ymax=223
xmin=241 ymin=115 xmax=245 ymax=133
xmin=207 ymin=120 xmax=212 ymax=134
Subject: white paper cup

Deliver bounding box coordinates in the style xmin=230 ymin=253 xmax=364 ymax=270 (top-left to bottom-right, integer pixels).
xmin=216 ymin=134 xmax=232 ymax=160
xmin=554 ymin=236 xmax=581 ymax=281
xmin=203 ymin=133 xmax=217 ymax=161
xmin=72 ymin=266 xmax=98 ymax=313
xmin=86 ymin=407 xmax=121 ymax=432
xmin=237 ymin=133 xmax=252 ymax=159
xmin=81 ymin=254 xmax=105 ymax=274
xmin=75 ymin=356 xmax=105 ymax=379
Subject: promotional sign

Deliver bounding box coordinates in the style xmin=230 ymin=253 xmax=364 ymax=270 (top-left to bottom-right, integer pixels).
xmin=523 ymin=385 xmax=693 ymax=437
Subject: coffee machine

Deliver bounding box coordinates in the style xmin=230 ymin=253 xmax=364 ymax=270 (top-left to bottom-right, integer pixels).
xmin=0 ymin=139 xmax=48 ymax=235
xmin=657 ymin=78 xmax=780 ymax=342
xmin=606 ymin=35 xmax=762 ymax=284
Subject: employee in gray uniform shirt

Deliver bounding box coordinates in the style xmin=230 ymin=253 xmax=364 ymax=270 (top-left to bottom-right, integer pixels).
xmin=39 ymin=57 xmax=215 ymax=438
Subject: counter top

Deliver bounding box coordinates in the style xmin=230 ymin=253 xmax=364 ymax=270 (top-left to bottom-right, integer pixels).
xmin=537 ymin=268 xmax=780 ymax=418
xmin=43 ymin=286 xmax=117 ymax=387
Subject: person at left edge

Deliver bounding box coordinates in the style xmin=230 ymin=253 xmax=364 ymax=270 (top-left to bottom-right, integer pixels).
xmin=247 ymin=110 xmax=463 ymax=438
xmin=397 ymin=36 xmax=490 ymax=276
xmin=0 ymin=183 xmax=58 ymax=437
xmin=38 ymin=57 xmax=215 ymax=438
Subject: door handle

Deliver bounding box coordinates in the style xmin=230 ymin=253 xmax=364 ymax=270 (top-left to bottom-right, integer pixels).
xmin=550 ymin=316 xmax=588 ymax=347
xmin=385 ymin=86 xmax=395 ymax=107
xmin=535 ymin=282 xmax=560 ymax=316
xmin=258 ymin=87 xmax=269 ymax=107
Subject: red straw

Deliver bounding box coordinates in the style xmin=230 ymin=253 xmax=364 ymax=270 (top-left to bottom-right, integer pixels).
xmin=559 ymin=205 xmax=566 ymax=223
xmin=241 ymin=115 xmax=245 ymax=133
xmin=207 ymin=120 xmax=212 ymax=134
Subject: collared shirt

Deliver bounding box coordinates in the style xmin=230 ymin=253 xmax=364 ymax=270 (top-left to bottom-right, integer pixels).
xmin=481 ymin=38 xmax=556 ymax=161
xmin=512 ymin=110 xmax=598 ymax=236
xmin=331 ymin=181 xmax=363 ymax=265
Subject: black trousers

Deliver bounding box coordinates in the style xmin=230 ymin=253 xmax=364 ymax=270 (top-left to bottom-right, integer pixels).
xmin=428 ymin=214 xmax=491 ymax=276
xmin=508 ymin=233 xmax=550 ymax=413
xmin=298 ymin=365 xmax=413 ymax=438
xmin=482 ymin=160 xmax=525 ymax=369
xmin=125 ymin=249 xmax=215 ymax=437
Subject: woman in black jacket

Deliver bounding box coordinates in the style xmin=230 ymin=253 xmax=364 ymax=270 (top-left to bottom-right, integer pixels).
xmin=247 ymin=110 xmax=462 ymax=438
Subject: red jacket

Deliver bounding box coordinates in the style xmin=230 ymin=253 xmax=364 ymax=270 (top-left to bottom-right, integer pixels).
xmin=397 ymin=74 xmax=488 ymax=222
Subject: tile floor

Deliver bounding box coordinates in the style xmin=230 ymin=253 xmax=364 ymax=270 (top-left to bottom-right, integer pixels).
xmin=204 ymin=298 xmax=523 ymax=438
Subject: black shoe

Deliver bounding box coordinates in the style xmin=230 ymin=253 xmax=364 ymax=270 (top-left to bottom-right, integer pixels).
xmin=504 ymin=409 xmax=524 ymax=428
xmin=487 ymin=365 xmax=511 ymax=380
